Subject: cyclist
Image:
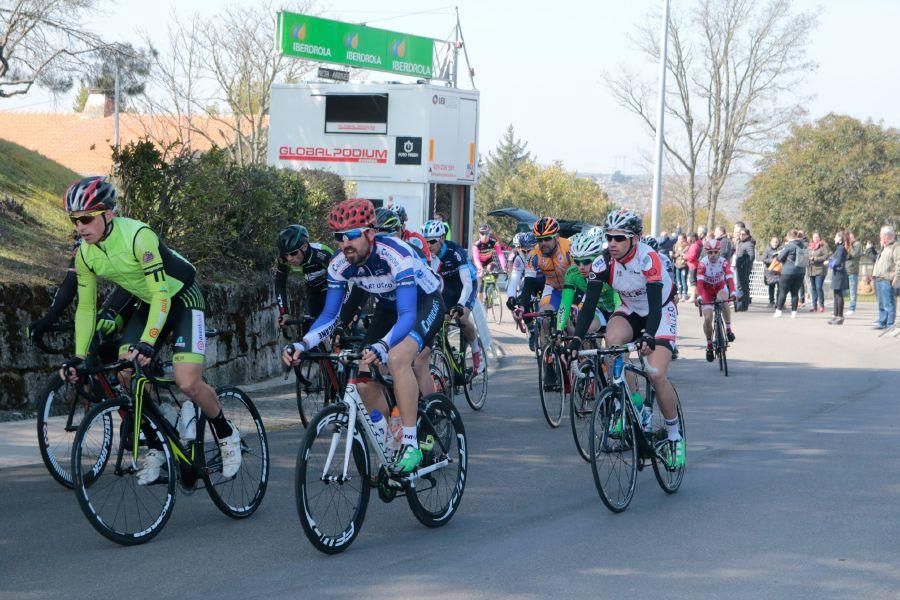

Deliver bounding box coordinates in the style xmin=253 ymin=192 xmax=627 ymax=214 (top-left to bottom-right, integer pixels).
xmin=283 ymin=199 xmax=444 ymax=474
xmin=393 ymin=205 xmax=431 ymax=260
xmin=472 ymin=224 xmax=507 ymax=292
xmin=556 ymin=232 xmax=620 ymax=336
xmin=59 ymin=176 xmax=241 ymax=483
xmin=274 ymin=224 xmax=334 ymax=326
xmin=642 ymin=236 xmax=676 ymax=282
xmin=569 ymin=209 xmax=684 ymax=468
xmin=421 ymin=219 xmax=485 ymax=375
xmin=511 ymin=217 xmax=573 ymax=385
xmin=505 ymin=231 xmax=537 ymax=304
xmin=376 ymin=207 xmax=431 ymax=263
xmin=695 ymin=237 xmax=737 ymax=362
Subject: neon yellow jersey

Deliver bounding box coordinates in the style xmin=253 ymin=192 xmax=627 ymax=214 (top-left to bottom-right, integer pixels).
xmin=74 ymin=217 xmax=195 ymax=357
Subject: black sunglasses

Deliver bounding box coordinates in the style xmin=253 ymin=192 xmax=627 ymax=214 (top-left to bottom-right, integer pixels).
xmin=605 ymin=234 xmax=631 ymax=242
xmin=426 ymin=238 xmax=441 ymax=245
xmin=574 ymin=258 xmax=593 ymax=266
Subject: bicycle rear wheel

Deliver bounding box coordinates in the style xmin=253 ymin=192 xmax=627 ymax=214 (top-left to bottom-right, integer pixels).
xmin=37 ymin=375 xmax=111 ymax=488
xmin=406 ymin=393 xmax=467 ymax=527
xmin=295 ymin=404 xmax=370 ymax=554
xmin=296 ymin=360 xmax=327 ymax=427
xmin=569 ymin=361 xmax=597 ymax=461
xmin=589 ymin=386 xmax=637 ymax=513
xmin=462 ymin=333 xmax=488 ymax=411
xmin=429 ymin=348 xmax=454 ymax=406
xmin=202 ymin=387 xmax=269 ymax=518
xmin=651 ymin=386 xmax=686 ymax=494
xmin=72 ymin=398 xmax=176 ymax=545
xmin=539 ymin=342 xmax=565 ymax=428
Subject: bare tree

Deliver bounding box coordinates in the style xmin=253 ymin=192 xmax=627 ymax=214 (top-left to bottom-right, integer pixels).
xmin=136 ymin=0 xmax=322 ymax=165
xmin=0 ymin=0 xmax=110 ymax=98
xmin=605 ymin=0 xmax=817 ymax=231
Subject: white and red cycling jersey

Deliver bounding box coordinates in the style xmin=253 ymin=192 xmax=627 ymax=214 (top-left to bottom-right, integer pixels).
xmin=696 ymin=255 xmax=735 ymax=303
xmin=591 ymin=241 xmax=674 ymax=316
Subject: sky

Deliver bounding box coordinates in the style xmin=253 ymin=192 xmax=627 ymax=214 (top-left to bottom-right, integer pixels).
xmin=3 ymin=0 xmax=899 ymax=174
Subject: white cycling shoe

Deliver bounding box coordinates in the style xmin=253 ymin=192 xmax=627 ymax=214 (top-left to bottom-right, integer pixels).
xmin=217 ymin=423 xmax=242 ymax=479
xmin=137 ymin=449 xmax=166 ymax=485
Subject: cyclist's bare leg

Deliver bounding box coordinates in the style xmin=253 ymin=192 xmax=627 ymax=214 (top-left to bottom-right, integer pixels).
xmin=702 ymin=306 xmax=714 ymax=339
xmin=356 ymin=363 xmax=390 ymax=417
xmin=387 ymin=337 xmax=420 ymax=428
xmin=604 ymin=315 xmax=640 ymax=392
xmin=646 ymin=347 xmax=676 ymax=420
xmin=413 ymin=346 xmax=434 ymax=396
xmin=459 ymin=308 xmax=477 ymax=343
xmin=173 ymin=361 xmax=221 ymax=417
xmin=718 ymin=289 xmax=732 ymax=324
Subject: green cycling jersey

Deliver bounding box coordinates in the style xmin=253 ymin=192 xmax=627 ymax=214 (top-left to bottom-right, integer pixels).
xmin=556 ymin=264 xmax=619 ymax=331
xmin=74 ymin=217 xmax=195 ymax=357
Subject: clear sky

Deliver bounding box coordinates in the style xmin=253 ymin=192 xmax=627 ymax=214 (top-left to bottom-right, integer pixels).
xmin=3 ymin=0 xmax=899 ymax=174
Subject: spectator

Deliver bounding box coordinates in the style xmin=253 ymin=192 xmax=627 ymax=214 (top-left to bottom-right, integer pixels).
xmin=797 ymin=230 xmax=808 ymax=306
xmin=828 ymin=230 xmax=850 ymax=325
xmin=672 ymin=234 xmax=690 ymax=300
xmin=762 ymin=236 xmax=782 ymax=307
xmin=715 ymin=226 xmax=735 ymax=263
xmin=872 ymin=225 xmax=900 ymax=331
xmin=807 ymin=232 xmax=830 ymax=313
xmin=685 ymin=233 xmax=703 ymax=302
xmin=733 ymin=228 xmax=756 ymax=311
xmin=845 ymin=231 xmax=862 ymax=315
xmin=860 ymin=241 xmax=878 ymax=295
xmin=697 ymin=225 xmax=708 ymax=240
xmin=656 ymin=224 xmax=683 ymax=259
xmin=774 ymin=229 xmax=807 ymax=318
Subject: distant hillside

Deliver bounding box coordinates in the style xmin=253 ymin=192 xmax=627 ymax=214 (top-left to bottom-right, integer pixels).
xmin=0 ymin=139 xmax=78 ymax=284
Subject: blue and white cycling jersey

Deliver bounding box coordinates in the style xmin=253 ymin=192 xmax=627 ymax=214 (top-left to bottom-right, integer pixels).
xmin=301 ymin=236 xmax=441 ymax=351
xmin=433 ymin=240 xmax=475 ymax=307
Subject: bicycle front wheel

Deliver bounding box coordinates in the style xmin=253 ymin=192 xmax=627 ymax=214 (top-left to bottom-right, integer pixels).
xmin=37 ymin=375 xmax=111 ymax=488
xmin=72 ymin=398 xmax=176 ymax=545
xmin=406 ymin=393 xmax=468 ymax=527
xmin=429 ymin=348 xmax=454 ymax=406
xmin=295 ymin=404 xmax=370 ymax=554
xmin=589 ymin=386 xmax=637 ymax=513
xmin=462 ymin=333 xmax=488 ymax=411
xmin=539 ymin=342 xmax=565 ymax=428
xmin=202 ymin=387 xmax=269 ymax=518
xmin=569 ymin=361 xmax=597 ymax=461
xmin=296 ymin=360 xmax=327 ymax=427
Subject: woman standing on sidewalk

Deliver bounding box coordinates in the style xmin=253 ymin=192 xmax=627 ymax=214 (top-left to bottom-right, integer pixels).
xmin=828 ymin=230 xmax=850 ymax=325
xmin=774 ymin=230 xmax=807 ymax=318
xmin=673 ymin=234 xmax=689 ymax=300
xmin=685 ymin=233 xmax=702 ymax=302
xmin=845 ymin=232 xmax=862 ymax=315
xmin=807 ymin=232 xmax=830 ymax=313
xmin=762 ymin=236 xmax=782 ymax=307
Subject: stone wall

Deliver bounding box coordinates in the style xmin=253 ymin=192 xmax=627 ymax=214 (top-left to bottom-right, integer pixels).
xmin=0 ymin=280 xmax=301 ymax=411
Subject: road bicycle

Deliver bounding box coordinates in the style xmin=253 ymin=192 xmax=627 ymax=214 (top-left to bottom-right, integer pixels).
xmin=578 ymin=342 xmax=685 ymax=513
xmin=567 ymin=332 xmax=609 ymax=461
xmin=698 ymin=300 xmax=730 ymax=376
xmin=70 ymin=357 xmax=269 ymax=545
xmin=295 ymin=349 xmax=467 ymax=554
xmin=516 ymin=308 xmax=566 ymax=426
xmin=481 ymin=268 xmax=505 ymax=324
xmin=436 ymin=312 xmax=488 ymax=411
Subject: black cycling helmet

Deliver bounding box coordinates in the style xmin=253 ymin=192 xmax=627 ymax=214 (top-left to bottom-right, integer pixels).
xmin=278 ymin=224 xmax=309 ymax=256
xmin=375 ymin=207 xmax=402 ymax=233
xmin=394 ymin=205 xmax=408 ymax=223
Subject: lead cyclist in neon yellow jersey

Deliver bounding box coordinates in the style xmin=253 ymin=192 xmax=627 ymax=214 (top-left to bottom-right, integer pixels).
xmin=59 ymin=176 xmax=242 ymax=484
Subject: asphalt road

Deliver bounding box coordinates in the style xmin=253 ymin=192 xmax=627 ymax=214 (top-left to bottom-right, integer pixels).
xmin=2 ymin=303 xmax=900 ymax=599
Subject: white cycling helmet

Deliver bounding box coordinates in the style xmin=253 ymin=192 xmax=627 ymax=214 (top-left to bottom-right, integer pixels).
xmin=585 ymin=225 xmax=604 ymax=239
xmin=422 ymin=219 xmax=446 ymax=239
xmin=604 ymin=209 xmax=643 ymax=237
xmin=571 ymin=232 xmax=606 ymax=259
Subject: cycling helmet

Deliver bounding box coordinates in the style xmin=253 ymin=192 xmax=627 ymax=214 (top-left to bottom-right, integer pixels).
xmin=604 ymin=209 xmax=643 ymax=237
xmin=64 ymin=176 xmax=116 ymax=212
xmin=571 ymin=232 xmax=606 ymax=259
xmin=394 ymin=205 xmax=408 ymax=223
xmin=586 ymin=225 xmax=605 ymax=239
xmin=532 ymin=216 xmax=559 ymax=238
xmin=374 ymin=207 xmax=401 ymax=233
xmin=328 ymin=198 xmax=375 ymax=231
xmin=478 ymin=224 xmax=491 ymax=235
xmin=277 ymin=224 xmax=309 ymax=255
xmin=512 ymin=231 xmax=536 ymax=249
xmin=703 ymin=237 xmax=722 ymax=252
xmin=422 ymin=219 xmax=446 ymax=239
xmin=640 ymin=236 xmax=659 ymax=251
xmin=407 ymin=236 xmax=424 ymax=251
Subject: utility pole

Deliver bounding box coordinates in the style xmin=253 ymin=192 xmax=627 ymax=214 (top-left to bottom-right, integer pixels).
xmin=650 ymin=0 xmax=670 ymax=237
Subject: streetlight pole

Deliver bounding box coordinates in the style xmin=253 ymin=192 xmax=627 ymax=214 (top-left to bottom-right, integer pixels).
xmin=113 ymin=58 xmax=121 ymax=152
xmin=650 ymin=0 xmax=670 ymax=237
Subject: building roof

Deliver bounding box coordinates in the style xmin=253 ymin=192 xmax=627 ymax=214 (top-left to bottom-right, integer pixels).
xmin=0 ymin=111 xmax=242 ymax=175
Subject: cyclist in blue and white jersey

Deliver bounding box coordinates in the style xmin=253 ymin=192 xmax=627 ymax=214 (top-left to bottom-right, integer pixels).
xmin=422 ymin=219 xmax=485 ymax=375
xmin=283 ymin=199 xmax=444 ymax=474
xmin=505 ymin=231 xmax=537 ymax=307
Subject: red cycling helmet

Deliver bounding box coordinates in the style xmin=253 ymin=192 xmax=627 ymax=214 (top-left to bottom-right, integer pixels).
xmin=703 ymin=238 xmax=722 ymax=252
xmin=328 ymin=198 xmax=376 ymax=231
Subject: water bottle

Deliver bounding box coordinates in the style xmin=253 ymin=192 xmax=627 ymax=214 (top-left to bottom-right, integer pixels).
xmin=177 ymin=401 xmax=197 ymax=442
xmin=388 ymin=407 xmax=402 ymax=454
xmin=158 ymin=402 xmax=178 ymax=428
xmin=370 ymin=409 xmax=388 ymax=455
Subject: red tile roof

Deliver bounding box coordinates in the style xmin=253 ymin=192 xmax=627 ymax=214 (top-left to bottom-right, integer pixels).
xmin=0 ymin=112 xmax=246 ymax=175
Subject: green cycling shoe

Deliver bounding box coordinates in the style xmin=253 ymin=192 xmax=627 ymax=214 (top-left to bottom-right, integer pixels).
xmin=392 ymin=444 xmax=423 ymax=474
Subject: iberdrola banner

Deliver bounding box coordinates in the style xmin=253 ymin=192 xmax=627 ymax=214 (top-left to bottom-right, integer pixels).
xmin=277 ymin=12 xmax=435 ymax=78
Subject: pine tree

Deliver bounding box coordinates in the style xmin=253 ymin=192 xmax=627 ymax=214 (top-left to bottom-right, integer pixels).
xmin=476 ymin=125 xmax=532 ymax=225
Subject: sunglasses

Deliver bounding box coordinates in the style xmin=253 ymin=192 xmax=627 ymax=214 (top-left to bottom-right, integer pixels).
xmin=285 ymin=248 xmax=303 ymax=258
xmin=426 ymin=238 xmax=441 ymax=245
xmin=333 ymin=228 xmax=369 ymax=242
xmin=707 ymin=250 xmax=720 ymax=255
xmin=605 ymin=234 xmax=631 ymax=242
xmin=537 ymin=235 xmax=556 ymax=241
xmin=69 ymin=210 xmax=106 ymax=226
xmin=574 ymin=258 xmax=594 ymax=266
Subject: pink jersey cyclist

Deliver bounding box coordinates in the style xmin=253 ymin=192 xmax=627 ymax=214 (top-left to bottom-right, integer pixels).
xmin=472 ymin=225 xmax=507 ymax=274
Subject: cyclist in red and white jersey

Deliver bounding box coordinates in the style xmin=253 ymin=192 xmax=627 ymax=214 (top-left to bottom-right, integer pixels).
xmin=695 ymin=237 xmax=737 ymax=362
xmin=569 ymin=209 xmax=684 ymax=468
